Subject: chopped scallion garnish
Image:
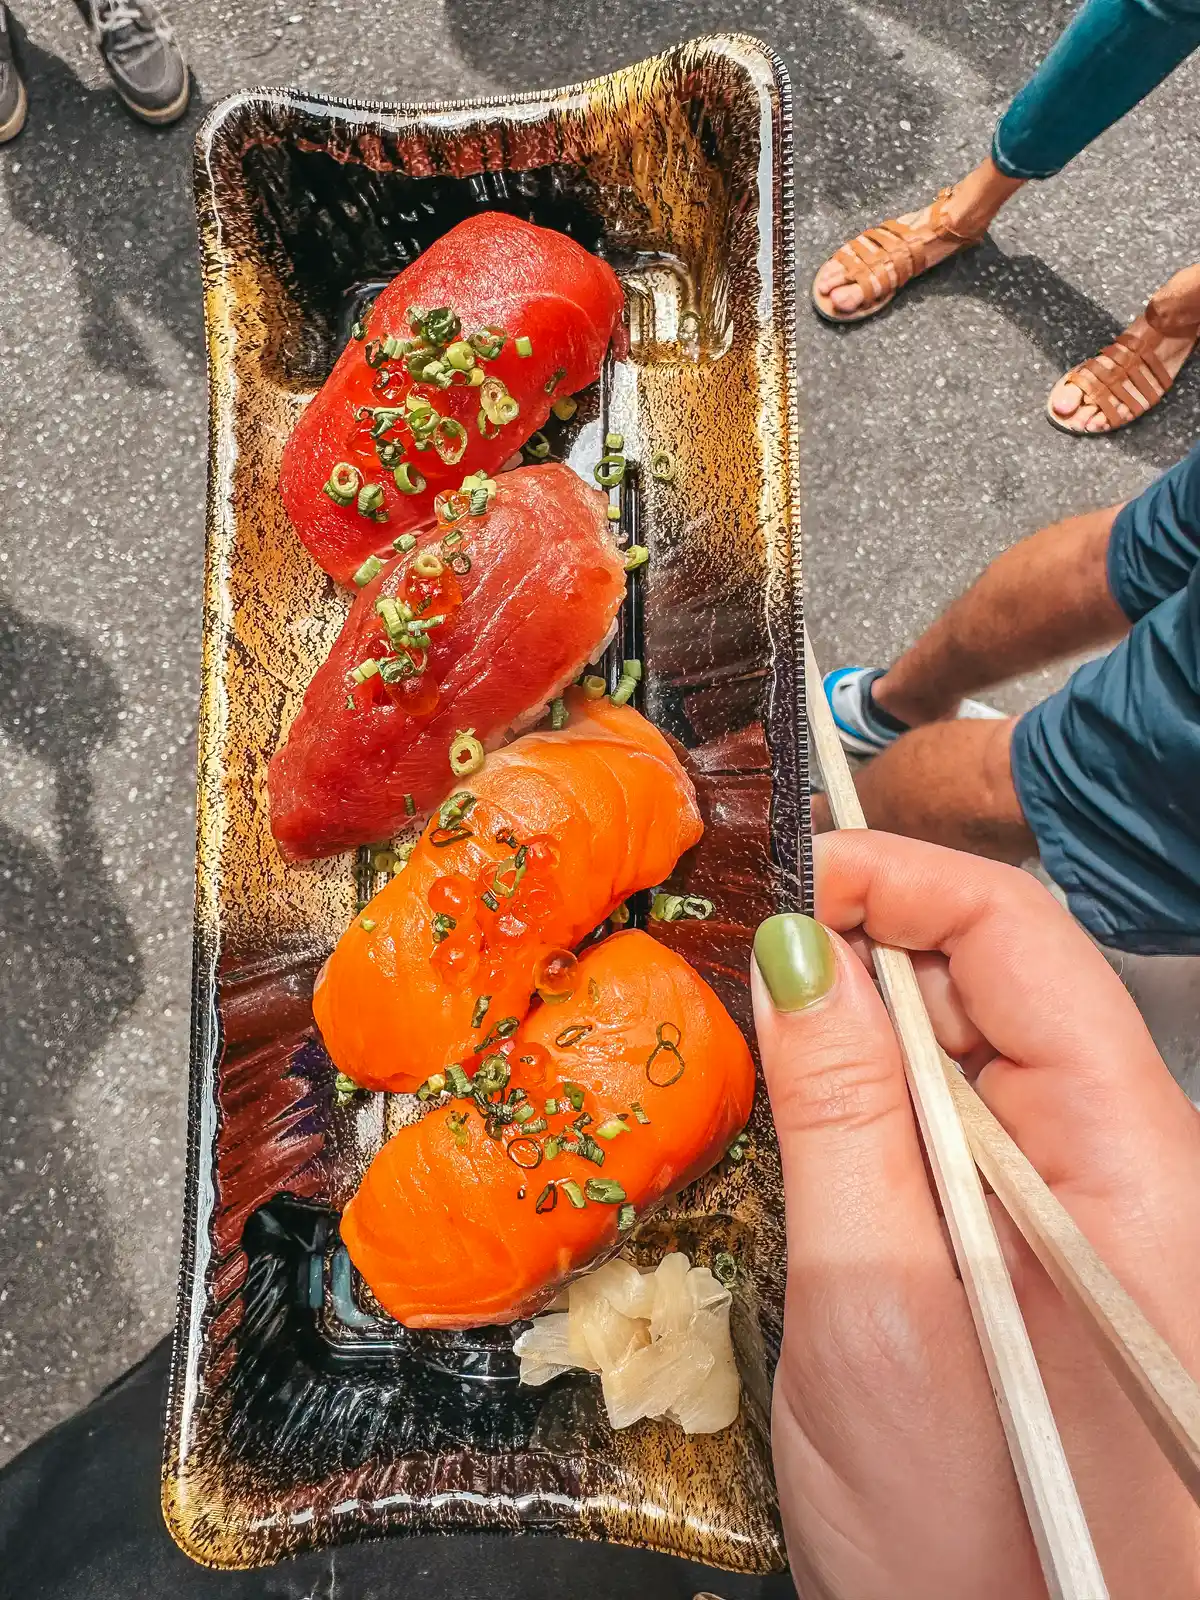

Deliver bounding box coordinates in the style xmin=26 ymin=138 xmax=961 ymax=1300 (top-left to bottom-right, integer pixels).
xmin=551 ymin=395 xmax=577 ymax=421
xmin=352 ymin=555 xmax=383 ymax=587
xmin=584 ymin=1178 xmax=625 ymax=1204
xmin=549 ymin=697 xmax=568 ymax=731
xmin=514 ymin=335 xmax=533 ymax=358
xmin=624 ymin=545 xmax=649 ymax=571
xmin=561 ymin=1179 xmax=587 ymax=1210
xmin=630 ymin=1102 xmax=650 ymax=1124
xmin=359 ymin=917 xmax=376 ymax=931
xmin=617 ymin=1203 xmax=636 ymax=1232
xmin=605 ymin=431 xmax=624 ymax=451
xmin=471 ymin=995 xmax=491 ymax=1029
xmin=449 ymin=728 xmax=485 ymax=778
xmin=595 ymin=1117 xmax=627 ymax=1140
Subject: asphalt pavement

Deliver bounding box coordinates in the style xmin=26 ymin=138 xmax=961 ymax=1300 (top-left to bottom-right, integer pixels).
xmin=2 ymin=0 xmax=1199 ymax=1464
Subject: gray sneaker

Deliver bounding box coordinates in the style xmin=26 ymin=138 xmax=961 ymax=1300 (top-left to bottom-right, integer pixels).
xmin=77 ymin=0 xmax=189 ymax=125
xmin=0 ymin=5 xmax=27 ymax=143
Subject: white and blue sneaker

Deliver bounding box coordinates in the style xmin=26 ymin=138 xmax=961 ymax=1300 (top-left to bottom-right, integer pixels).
xmin=824 ymin=666 xmax=1004 ymax=758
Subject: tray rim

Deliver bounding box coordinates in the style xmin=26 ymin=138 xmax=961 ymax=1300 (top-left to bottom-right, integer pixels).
xmin=168 ymin=30 xmax=808 ymax=1572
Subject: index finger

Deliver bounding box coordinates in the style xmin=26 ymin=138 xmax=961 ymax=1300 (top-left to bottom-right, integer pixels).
xmin=814 ymin=830 xmax=1155 ymax=1085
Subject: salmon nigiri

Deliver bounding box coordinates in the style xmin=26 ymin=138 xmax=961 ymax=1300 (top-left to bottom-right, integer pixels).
xmin=268 ymin=465 xmax=626 ymax=860
xmin=312 ymin=692 xmax=703 ymax=1092
xmin=340 ymin=930 xmax=755 ymax=1328
xmin=280 ymin=212 xmax=623 ymax=585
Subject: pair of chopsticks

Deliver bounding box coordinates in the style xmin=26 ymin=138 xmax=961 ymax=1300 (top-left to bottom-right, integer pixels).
xmin=804 ymin=630 xmax=1200 ymax=1600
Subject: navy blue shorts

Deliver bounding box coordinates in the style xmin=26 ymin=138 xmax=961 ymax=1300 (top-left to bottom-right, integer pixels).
xmin=1010 ymin=442 xmax=1200 ymax=954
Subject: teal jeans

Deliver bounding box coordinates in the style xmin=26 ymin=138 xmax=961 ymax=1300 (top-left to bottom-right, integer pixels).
xmin=993 ymin=0 xmax=1200 ymax=179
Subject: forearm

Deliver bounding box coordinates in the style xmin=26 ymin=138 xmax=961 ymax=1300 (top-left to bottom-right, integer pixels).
xmin=875 ymin=504 xmax=1131 ymax=726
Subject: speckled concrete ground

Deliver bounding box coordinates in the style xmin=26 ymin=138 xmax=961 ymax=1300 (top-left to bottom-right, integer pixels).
xmin=2 ymin=0 xmax=1199 ymax=1464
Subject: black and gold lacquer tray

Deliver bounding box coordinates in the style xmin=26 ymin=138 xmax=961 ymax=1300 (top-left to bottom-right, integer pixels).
xmin=165 ymin=33 xmax=809 ymax=1575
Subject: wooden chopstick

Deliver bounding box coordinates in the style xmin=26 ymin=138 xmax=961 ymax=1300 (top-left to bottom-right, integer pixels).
xmin=941 ymin=1051 xmax=1200 ymax=1503
xmin=804 ymin=630 xmax=1108 ymax=1600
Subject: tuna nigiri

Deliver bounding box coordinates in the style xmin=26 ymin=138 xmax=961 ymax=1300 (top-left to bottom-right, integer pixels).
xmin=312 ymin=693 xmax=703 ymax=1092
xmin=281 ymin=212 xmax=624 ymax=585
xmin=268 ymin=465 xmax=627 ymax=860
xmin=340 ymin=930 xmax=755 ymax=1328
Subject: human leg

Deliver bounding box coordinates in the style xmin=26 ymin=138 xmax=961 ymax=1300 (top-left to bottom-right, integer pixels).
xmin=814 ymin=0 xmax=1200 ymax=322
xmin=0 ymin=4 xmax=26 ymax=143
xmin=871 ymin=503 xmax=1129 ymax=727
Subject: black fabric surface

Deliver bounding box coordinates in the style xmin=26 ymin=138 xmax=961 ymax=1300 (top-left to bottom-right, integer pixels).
xmin=0 ymin=1337 xmax=796 ymax=1599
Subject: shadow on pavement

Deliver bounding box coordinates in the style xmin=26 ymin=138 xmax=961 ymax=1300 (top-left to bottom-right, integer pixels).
xmin=0 ymin=23 xmax=207 ymax=387
xmin=0 ymin=582 xmax=144 ymax=1449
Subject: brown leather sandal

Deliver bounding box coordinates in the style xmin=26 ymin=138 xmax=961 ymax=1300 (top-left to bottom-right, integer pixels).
xmin=811 ymin=187 xmax=987 ymax=325
xmin=1046 ymin=301 xmax=1200 ymax=435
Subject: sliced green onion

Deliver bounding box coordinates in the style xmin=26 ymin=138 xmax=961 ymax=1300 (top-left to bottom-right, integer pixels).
xmin=351 ymin=318 xmax=366 ymax=341
xmin=422 ymin=306 xmax=462 ymax=346
xmin=445 ymin=1063 xmax=471 ymax=1097
xmin=359 ymin=917 xmax=376 ymax=931
xmin=522 ymin=1116 xmax=548 ymax=1136
xmin=607 ymin=505 xmax=622 ymax=523
xmin=593 ymin=454 xmax=626 ymax=488
xmin=394 ymin=841 xmax=416 ymax=870
xmin=323 ymin=461 xmax=361 ymax=506
xmin=544 ymin=366 xmax=566 ymax=394
xmin=525 ymin=431 xmax=551 ymax=459
xmin=476 ymin=409 xmax=501 ymax=439
xmin=561 ymin=1081 xmax=586 ymax=1111
xmin=576 ymin=1133 xmax=605 ymax=1166
xmin=353 ymin=555 xmax=383 ymax=587
xmin=543 ymin=1135 xmax=561 ymax=1160
xmin=445 ymin=339 xmax=476 ymax=371
xmin=448 ymin=1110 xmax=469 ymax=1149
xmin=471 ymin=995 xmax=490 ymax=1029
xmin=623 ymin=659 xmax=643 ymax=681
xmin=333 ymin=1070 xmax=359 ymax=1107
xmin=580 ymin=675 xmax=606 ymax=699
xmin=561 ymin=1179 xmax=587 ymax=1210
xmin=449 ymin=729 xmax=485 ymax=777
xmin=713 ymin=1251 xmax=738 ymax=1287
xmin=357 ymin=482 xmax=388 ymax=520
xmin=379 ymin=656 xmax=416 ymax=684
xmin=364 ymin=338 xmax=387 ymax=368
xmin=514 ymin=334 xmax=533 ymax=358
xmin=394 ymin=462 xmax=426 ymax=495
xmin=650 ymin=892 xmax=713 ymax=922
xmin=404 ymin=793 xmax=416 ymax=815
xmin=549 ymin=697 xmax=568 ymax=731
xmin=431 ymin=911 xmax=456 ymax=943
xmin=544 ymin=1098 xmax=559 ymax=1115
xmin=393 ymin=532 xmax=417 ymax=553
xmin=416 ymin=1071 xmax=446 ymax=1101
xmin=617 ymin=1203 xmax=636 ymax=1232
xmin=513 ymin=1103 xmax=537 ymax=1125
xmin=469 ymin=326 xmax=506 ymax=361
xmin=605 ymin=431 xmax=624 ymax=451
xmin=624 ymin=545 xmax=649 ymax=571
xmin=433 ymin=417 xmax=469 ymax=465
xmin=595 ymin=1117 xmax=627 ymax=1140
xmin=585 ymin=1178 xmax=626 ymax=1204
xmin=475 ymin=1053 xmax=510 ymax=1093
xmin=610 ymin=673 xmax=638 ymax=707
xmin=588 ymin=977 xmax=600 ymax=1004
xmin=351 ymin=658 xmax=380 ymax=684
xmin=535 ymin=1182 xmax=558 ymax=1213
xmin=468 ymin=366 xmax=486 ymax=386
xmin=630 ymin=1102 xmax=650 ymax=1124
xmin=650 ymin=449 xmax=677 ymax=482
xmin=414 ymin=551 xmax=444 ymax=578
xmin=609 ymin=902 xmax=630 ymax=928
xmin=551 ymin=395 xmax=577 ymax=421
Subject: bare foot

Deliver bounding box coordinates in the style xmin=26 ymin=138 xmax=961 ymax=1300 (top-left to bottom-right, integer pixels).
xmin=812 ymin=159 xmax=1023 ymax=319
xmin=1048 ymin=317 xmax=1198 ymax=434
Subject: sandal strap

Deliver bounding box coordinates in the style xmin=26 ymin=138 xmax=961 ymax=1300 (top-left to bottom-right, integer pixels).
xmin=928 ymin=185 xmax=987 ymax=247
xmin=1065 ymin=332 xmax=1175 ymax=425
xmin=834 ymin=217 xmax=925 ymax=300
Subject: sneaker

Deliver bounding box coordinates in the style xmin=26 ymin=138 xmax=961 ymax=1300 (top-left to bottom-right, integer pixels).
xmin=0 ymin=5 xmax=27 ymax=144
xmin=824 ymin=665 xmax=1004 ymax=757
xmin=77 ymin=0 xmax=190 ymax=125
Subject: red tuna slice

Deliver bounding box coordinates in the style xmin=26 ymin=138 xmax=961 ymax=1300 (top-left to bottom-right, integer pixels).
xmin=268 ymin=463 xmax=627 ymax=860
xmin=280 ymin=211 xmax=624 ymax=585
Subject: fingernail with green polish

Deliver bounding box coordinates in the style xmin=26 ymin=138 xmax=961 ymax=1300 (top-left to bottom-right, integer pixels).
xmin=752 ymin=914 xmax=836 ymax=1012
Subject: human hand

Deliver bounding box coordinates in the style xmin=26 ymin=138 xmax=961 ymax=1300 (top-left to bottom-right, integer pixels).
xmin=753 ymin=830 xmax=1200 ymax=1600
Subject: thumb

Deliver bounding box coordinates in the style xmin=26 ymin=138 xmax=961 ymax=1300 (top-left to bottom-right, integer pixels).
xmin=751 ymin=914 xmax=950 ymax=1271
